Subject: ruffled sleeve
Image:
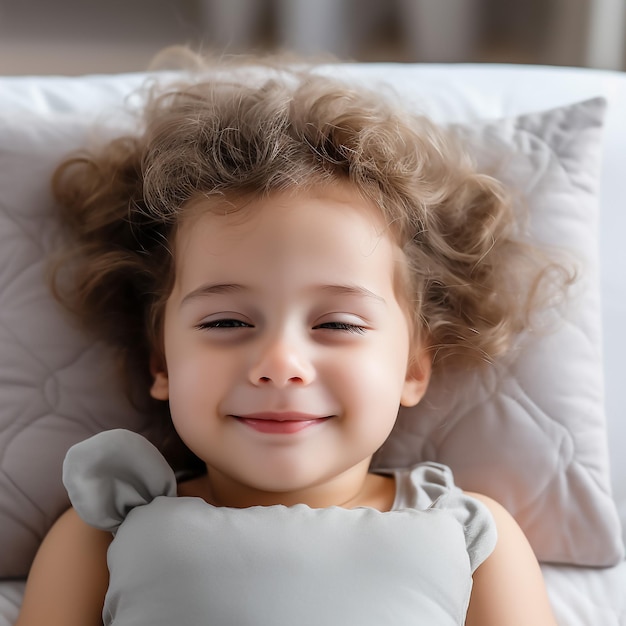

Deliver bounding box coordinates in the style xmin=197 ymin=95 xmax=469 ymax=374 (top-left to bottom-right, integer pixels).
xmin=62 ymin=429 xmax=177 ymax=533
xmin=430 ymin=490 xmax=497 ymax=572
xmin=389 ymin=462 xmax=497 ymax=573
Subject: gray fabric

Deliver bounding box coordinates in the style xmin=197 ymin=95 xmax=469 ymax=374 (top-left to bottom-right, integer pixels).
xmin=64 ymin=430 xmax=496 ymax=626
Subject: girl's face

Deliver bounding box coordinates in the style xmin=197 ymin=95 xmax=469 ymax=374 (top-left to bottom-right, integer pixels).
xmin=151 ymin=184 xmax=430 ymax=508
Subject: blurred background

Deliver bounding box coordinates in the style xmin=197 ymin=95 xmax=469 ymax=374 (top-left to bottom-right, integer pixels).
xmin=0 ymin=0 xmax=624 ymax=75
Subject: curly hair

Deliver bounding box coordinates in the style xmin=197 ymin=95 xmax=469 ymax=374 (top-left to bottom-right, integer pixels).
xmin=51 ymin=57 xmax=570 ymax=425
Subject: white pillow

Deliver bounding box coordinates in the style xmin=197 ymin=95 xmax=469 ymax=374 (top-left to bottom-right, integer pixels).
xmin=0 ymin=74 xmax=621 ymax=579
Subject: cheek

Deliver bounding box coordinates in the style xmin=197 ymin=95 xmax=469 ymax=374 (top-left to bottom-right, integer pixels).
xmin=165 ymin=353 xmax=218 ymax=415
xmin=333 ymin=339 xmax=409 ymax=408
xmin=169 ymin=352 xmax=224 ymax=395
xmin=336 ymin=356 xmax=404 ymax=446
xmin=166 ymin=365 xmax=222 ymax=456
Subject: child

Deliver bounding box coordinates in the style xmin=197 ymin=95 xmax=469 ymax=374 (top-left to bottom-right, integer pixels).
xmin=16 ymin=55 xmax=560 ymax=625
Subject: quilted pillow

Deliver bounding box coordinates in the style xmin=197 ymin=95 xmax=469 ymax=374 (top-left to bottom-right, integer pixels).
xmin=0 ymin=76 xmax=621 ymax=578
xmin=374 ymin=96 xmax=624 ymax=566
xmin=0 ymin=111 xmax=158 ymax=579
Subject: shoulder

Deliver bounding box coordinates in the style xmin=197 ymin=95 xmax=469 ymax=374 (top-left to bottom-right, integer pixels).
xmin=464 ymin=491 xmax=541 ymax=561
xmin=17 ymin=508 xmax=111 ymax=626
xmin=465 ymin=491 xmax=510 ymax=515
xmin=55 ymin=506 xmax=113 ymax=546
xmin=27 ymin=507 xmax=113 ymax=566
xmin=464 ymin=491 xmax=540 ymax=574
xmin=31 ymin=507 xmax=112 ymax=579
xmin=464 ymin=491 xmax=514 ymax=531
xmin=463 ymin=492 xmax=557 ymax=626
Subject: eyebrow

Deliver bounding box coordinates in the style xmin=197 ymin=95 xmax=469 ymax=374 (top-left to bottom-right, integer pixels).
xmin=319 ymin=284 xmax=386 ymax=305
xmin=180 ymin=283 xmax=246 ymax=306
xmin=180 ymin=282 xmax=386 ymax=306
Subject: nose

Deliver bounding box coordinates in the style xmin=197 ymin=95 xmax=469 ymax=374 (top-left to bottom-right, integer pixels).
xmin=248 ymin=332 xmax=315 ymax=388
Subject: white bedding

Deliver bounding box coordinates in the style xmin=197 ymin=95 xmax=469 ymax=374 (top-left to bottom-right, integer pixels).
xmin=0 ymin=63 xmax=624 ymax=625
xmin=543 ymin=563 xmax=626 ymax=625
xmin=0 ymin=583 xmax=22 ymax=626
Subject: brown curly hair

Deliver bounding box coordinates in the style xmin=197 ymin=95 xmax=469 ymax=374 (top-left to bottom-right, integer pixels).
xmin=51 ymin=57 xmax=569 ymax=424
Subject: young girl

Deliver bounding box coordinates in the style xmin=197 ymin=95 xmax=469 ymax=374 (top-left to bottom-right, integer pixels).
xmin=17 ymin=55 xmax=560 ymax=625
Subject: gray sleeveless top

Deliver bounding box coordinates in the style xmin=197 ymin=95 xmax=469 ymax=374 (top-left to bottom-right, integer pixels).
xmin=63 ymin=429 xmax=496 ymax=626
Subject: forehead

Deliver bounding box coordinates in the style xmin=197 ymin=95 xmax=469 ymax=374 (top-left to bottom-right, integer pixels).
xmin=174 ymin=186 xmax=401 ymax=277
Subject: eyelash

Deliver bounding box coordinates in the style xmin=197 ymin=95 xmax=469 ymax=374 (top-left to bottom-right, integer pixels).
xmin=314 ymin=321 xmax=366 ymax=335
xmin=196 ymin=320 xmax=366 ymax=334
xmin=197 ymin=319 xmax=252 ymax=330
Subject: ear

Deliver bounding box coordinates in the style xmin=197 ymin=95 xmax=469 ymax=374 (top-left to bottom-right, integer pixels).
xmin=400 ymin=348 xmax=432 ymax=407
xmin=149 ymin=353 xmax=170 ymax=401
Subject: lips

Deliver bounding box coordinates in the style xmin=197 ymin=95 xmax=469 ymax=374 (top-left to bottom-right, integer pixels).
xmin=232 ymin=412 xmax=332 ymax=435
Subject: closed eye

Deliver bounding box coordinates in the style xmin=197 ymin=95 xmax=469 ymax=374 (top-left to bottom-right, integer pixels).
xmin=313 ymin=321 xmax=366 ymax=334
xmin=197 ymin=318 xmax=253 ymax=330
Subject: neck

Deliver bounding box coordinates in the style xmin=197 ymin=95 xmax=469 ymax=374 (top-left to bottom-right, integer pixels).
xmin=199 ymin=460 xmax=395 ymax=510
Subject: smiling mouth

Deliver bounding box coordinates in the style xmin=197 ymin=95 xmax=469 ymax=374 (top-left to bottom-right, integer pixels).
xmin=232 ymin=412 xmax=332 ymax=435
